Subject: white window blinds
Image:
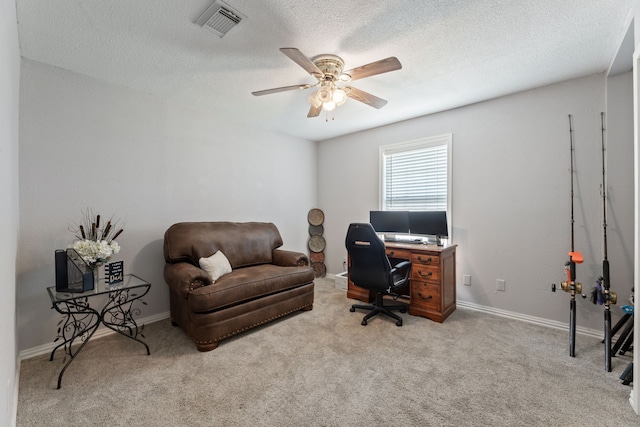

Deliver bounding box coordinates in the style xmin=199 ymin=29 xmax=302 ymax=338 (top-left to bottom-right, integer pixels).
xmin=381 ymin=135 xmax=451 ymax=211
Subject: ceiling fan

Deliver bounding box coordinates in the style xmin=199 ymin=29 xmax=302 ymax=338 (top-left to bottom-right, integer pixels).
xmin=252 ymin=48 xmax=402 ymax=118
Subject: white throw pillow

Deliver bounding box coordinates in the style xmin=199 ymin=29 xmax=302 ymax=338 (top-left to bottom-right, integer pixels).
xmin=199 ymin=250 xmax=232 ymax=283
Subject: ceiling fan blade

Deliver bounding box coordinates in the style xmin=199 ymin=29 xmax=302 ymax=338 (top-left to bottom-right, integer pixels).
xmin=280 ymin=48 xmax=324 ymax=79
xmin=252 ymin=84 xmax=312 ymax=96
xmin=345 ymin=86 xmax=388 ymax=109
xmin=342 ymin=57 xmax=402 ymax=82
xmin=307 ymin=104 xmax=322 ymax=118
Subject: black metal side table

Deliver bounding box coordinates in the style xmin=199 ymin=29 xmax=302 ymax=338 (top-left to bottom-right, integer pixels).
xmin=47 ymin=274 xmax=151 ymax=389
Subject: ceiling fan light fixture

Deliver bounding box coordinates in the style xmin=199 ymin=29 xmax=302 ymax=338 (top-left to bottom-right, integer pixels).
xmin=308 ymin=84 xmax=346 ymax=111
xmin=332 ymin=88 xmax=347 ymax=106
xmin=317 ymin=86 xmax=332 ymax=103
xmin=323 ymin=101 xmax=337 ymax=112
xmin=308 ymin=92 xmax=322 ymax=107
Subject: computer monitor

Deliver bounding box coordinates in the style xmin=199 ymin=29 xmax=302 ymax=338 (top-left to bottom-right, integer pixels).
xmin=408 ymin=211 xmax=448 ymax=238
xmin=369 ymin=211 xmax=410 ymax=234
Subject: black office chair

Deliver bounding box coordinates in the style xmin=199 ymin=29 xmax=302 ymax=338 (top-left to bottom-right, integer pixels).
xmin=345 ymin=223 xmax=411 ymax=326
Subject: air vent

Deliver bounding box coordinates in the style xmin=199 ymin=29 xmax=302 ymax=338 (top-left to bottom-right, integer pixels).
xmin=195 ymin=0 xmax=246 ymax=38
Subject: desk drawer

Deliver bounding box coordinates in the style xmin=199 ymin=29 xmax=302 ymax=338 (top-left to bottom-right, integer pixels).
xmin=386 ymin=248 xmax=411 ymax=260
xmin=411 ymin=281 xmax=441 ymax=311
xmin=412 ymin=253 xmax=440 ymax=266
xmin=411 ymin=264 xmax=440 ymax=283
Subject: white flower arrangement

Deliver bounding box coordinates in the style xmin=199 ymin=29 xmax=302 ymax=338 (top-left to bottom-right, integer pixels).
xmin=72 ymin=239 xmax=120 ymax=266
xmin=70 ymin=208 xmax=124 ymax=268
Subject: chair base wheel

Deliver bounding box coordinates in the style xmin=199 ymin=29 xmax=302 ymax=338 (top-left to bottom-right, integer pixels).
xmin=350 ymin=294 xmax=405 ymax=327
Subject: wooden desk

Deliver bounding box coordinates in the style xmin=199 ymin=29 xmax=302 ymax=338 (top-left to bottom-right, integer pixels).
xmin=347 ymin=242 xmax=457 ymax=323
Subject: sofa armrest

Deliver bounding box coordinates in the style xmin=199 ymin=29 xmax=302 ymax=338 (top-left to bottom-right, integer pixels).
xmin=164 ymin=262 xmax=213 ymax=298
xmin=272 ymin=249 xmax=309 ymax=267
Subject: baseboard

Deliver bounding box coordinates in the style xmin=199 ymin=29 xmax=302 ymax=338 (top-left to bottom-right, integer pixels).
xmin=25 ymin=294 xmax=535 ymax=361
xmin=19 ymin=299 xmax=605 ymax=360
xmin=12 ymin=361 xmax=19 ymax=427
xmin=456 ymin=300 xmax=603 ymax=339
xmin=18 ymin=311 xmax=170 ymax=361
xmin=327 ymin=273 xmax=601 ymax=338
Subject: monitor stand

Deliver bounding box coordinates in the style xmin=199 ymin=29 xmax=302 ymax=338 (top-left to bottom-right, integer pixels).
xmin=422 ymin=236 xmax=444 ymax=246
xmin=382 ymin=234 xmax=398 ymax=242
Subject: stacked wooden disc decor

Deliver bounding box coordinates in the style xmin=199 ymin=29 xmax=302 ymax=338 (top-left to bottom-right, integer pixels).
xmin=307 ymin=208 xmax=326 ymax=278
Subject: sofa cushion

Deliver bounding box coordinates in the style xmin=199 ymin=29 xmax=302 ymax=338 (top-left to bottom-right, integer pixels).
xmin=199 ymin=250 xmax=232 ymax=283
xmin=164 ymin=222 xmax=284 ymax=268
xmin=187 ymin=264 xmax=314 ymax=313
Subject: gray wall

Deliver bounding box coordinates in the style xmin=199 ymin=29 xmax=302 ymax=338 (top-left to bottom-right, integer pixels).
xmin=15 ymin=54 xmax=634 ymax=353
xmin=606 ymin=71 xmax=634 ymax=311
xmin=0 ymin=1 xmax=20 ymax=425
xmin=318 ymin=73 xmax=634 ymax=332
xmin=17 ymin=59 xmax=317 ymax=352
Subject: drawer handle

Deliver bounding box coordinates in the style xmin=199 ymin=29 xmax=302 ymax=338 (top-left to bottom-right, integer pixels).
xmin=388 ymin=251 xmax=395 ymax=256
xmin=418 ymin=292 xmax=433 ymax=301
xmin=418 ymin=271 xmax=433 ymax=278
xmin=417 ymin=256 xmax=433 ymax=264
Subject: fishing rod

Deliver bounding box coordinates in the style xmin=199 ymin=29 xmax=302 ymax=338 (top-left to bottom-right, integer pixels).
xmin=551 ymin=114 xmax=584 ymax=358
xmin=590 ymin=112 xmax=617 ymax=371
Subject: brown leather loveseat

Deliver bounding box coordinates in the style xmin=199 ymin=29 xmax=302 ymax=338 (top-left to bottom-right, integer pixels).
xmin=163 ymin=221 xmax=315 ymax=351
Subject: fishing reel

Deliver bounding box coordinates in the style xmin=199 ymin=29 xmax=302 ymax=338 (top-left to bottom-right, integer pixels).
xmin=563 ymin=281 xmax=582 ymax=294
xmin=551 ymin=281 xmax=587 ymax=299
xmin=589 ymin=276 xmax=618 ymax=305
xmin=551 ymin=281 xmax=583 ymax=295
xmin=551 ymin=255 xmax=586 ymax=297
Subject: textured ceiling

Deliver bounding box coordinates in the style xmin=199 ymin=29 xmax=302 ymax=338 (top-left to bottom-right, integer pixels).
xmin=16 ymin=0 xmax=635 ymax=141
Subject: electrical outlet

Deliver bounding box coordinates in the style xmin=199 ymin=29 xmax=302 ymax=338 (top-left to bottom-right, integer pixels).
xmin=463 ymin=275 xmax=471 ymax=286
xmin=497 ymin=279 xmax=506 ymax=292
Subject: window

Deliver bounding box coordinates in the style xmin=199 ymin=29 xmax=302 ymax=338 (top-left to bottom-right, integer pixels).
xmin=379 ymin=133 xmax=452 ymax=218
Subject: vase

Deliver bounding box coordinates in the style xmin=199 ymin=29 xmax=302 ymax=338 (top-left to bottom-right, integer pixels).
xmin=91 ymin=264 xmax=101 ymax=289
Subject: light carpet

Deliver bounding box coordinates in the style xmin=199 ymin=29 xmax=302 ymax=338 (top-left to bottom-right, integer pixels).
xmin=17 ymin=278 xmax=637 ymax=426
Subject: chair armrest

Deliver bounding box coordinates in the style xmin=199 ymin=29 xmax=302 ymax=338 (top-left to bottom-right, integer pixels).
xmin=391 ymin=260 xmax=411 ymax=273
xmin=390 ymin=261 xmax=411 ymax=287
xmin=272 ymin=249 xmax=309 ymax=267
xmin=164 ymin=262 xmax=213 ymax=298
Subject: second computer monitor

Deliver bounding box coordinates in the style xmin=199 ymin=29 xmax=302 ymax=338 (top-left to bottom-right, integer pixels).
xmin=408 ymin=210 xmax=448 ymax=238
